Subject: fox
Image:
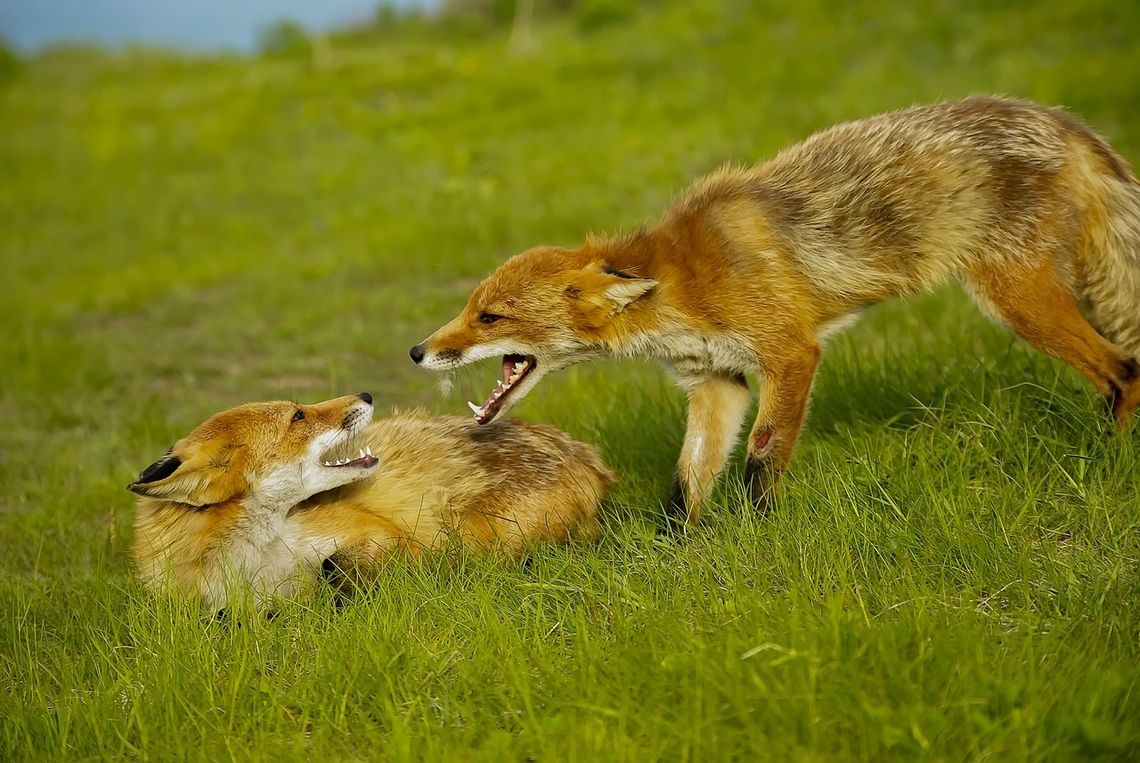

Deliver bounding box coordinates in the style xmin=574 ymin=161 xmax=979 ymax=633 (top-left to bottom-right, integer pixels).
xmin=410 ymin=96 xmax=1140 ymax=527
xmin=130 ymin=392 xmax=613 ymax=610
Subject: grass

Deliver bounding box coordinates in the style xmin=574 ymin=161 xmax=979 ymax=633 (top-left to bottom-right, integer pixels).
xmin=2 ymin=0 xmax=1140 ymax=758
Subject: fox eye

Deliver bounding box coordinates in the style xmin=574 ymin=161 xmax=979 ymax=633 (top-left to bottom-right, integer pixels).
xmin=291 ymin=409 xmax=305 ymax=422
xmin=478 ymin=313 xmax=504 ymax=325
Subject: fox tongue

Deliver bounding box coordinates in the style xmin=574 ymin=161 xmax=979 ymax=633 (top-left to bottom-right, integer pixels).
xmin=468 ymin=354 xmax=532 ymax=423
xmin=480 ymin=366 xmax=512 ymax=413
xmin=486 ymin=355 xmax=526 ymax=407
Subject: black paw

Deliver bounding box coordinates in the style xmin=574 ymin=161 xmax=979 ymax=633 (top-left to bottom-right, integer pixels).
xmin=744 ymin=456 xmax=777 ymax=514
xmin=656 ymin=475 xmax=692 ymax=536
xmin=321 ymin=555 xmax=355 ymax=607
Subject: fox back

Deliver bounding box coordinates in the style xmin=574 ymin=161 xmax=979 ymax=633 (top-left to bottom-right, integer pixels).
xmin=414 ymin=96 xmax=1140 ymax=525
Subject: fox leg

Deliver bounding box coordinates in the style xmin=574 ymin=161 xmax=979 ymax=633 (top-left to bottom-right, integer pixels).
xmin=667 ymin=373 xmax=752 ymax=526
xmin=964 ymin=259 xmax=1140 ymax=429
xmin=744 ymin=343 xmax=821 ymax=511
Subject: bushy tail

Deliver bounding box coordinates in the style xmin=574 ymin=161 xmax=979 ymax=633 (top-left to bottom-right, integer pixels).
xmin=1081 ymin=177 xmax=1140 ymax=360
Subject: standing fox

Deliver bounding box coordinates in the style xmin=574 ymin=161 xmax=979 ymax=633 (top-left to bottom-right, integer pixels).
xmin=130 ymin=393 xmax=612 ymax=609
xmin=411 ymin=96 xmax=1140 ymax=526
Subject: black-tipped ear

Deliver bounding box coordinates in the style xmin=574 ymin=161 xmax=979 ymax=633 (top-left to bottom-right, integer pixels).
xmin=567 ymin=261 xmax=656 ymax=302
xmin=128 ymin=454 xmax=182 ymax=493
xmin=602 ymin=276 xmax=657 ymax=309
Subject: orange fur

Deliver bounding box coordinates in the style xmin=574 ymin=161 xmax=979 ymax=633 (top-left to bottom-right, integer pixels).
xmin=415 ymin=97 xmax=1140 ymax=526
xmin=130 ymin=396 xmax=613 ymax=609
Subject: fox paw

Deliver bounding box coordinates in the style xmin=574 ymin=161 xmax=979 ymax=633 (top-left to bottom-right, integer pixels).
xmin=659 ymin=475 xmax=700 ymax=534
xmin=744 ymin=456 xmax=778 ymax=514
xmin=1108 ymin=358 xmax=1140 ymax=430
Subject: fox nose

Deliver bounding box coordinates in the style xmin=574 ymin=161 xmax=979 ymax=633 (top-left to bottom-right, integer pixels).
xmin=409 ymin=344 xmax=425 ymax=364
xmin=357 ymin=392 xmax=373 ymax=405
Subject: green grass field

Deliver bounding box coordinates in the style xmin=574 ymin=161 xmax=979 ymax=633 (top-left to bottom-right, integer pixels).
xmin=3 ymin=0 xmax=1140 ymax=759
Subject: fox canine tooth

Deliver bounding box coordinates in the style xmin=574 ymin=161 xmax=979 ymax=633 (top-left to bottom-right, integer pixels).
xmin=359 ymin=449 xmax=366 ymax=459
xmin=365 ymin=446 xmax=373 ymax=456
xmin=467 ymin=401 xmax=482 ymax=415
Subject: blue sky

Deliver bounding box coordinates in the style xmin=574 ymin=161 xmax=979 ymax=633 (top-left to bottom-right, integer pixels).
xmin=0 ymin=0 xmax=428 ymax=52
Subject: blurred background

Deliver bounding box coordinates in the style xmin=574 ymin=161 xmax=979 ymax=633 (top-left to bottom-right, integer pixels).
xmin=1 ymin=0 xmax=1137 ymax=553
xmin=0 ymin=1 xmax=624 ymax=53
xmin=1 ymin=0 xmax=396 ymax=52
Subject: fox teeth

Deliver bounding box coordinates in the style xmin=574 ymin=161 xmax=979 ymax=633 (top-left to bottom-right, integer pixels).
xmin=365 ymin=446 xmax=373 ymax=457
xmin=467 ymin=401 xmax=483 ymax=416
xmin=359 ymin=449 xmax=366 ymax=459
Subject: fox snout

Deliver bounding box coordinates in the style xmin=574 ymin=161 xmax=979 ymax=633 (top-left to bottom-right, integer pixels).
xmin=341 ymin=392 xmax=374 ymax=431
xmin=409 ymin=343 xmax=463 ymax=369
xmin=409 ymin=323 xmax=472 ymax=370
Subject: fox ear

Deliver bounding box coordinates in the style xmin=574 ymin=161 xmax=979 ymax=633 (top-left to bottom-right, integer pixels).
xmin=602 ymin=275 xmax=657 ymax=309
xmin=133 ymin=452 xmax=181 ymax=486
xmin=566 ymin=263 xmax=657 ymax=316
xmin=128 ymin=445 xmax=248 ymax=506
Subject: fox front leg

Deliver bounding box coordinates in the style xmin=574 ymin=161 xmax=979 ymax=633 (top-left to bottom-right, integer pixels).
xmin=744 ymin=344 xmax=820 ymax=512
xmin=667 ymin=373 xmax=752 ymax=527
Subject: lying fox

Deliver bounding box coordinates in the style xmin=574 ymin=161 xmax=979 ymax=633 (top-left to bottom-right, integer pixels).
xmin=411 ymin=96 xmax=1140 ymax=526
xmin=130 ymin=393 xmax=612 ymax=609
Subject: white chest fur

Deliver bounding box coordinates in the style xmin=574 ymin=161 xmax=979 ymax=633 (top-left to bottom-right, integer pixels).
xmin=198 ymin=468 xmax=341 ymax=609
xmin=201 ymin=517 xmax=336 ymax=609
xmin=627 ymin=328 xmax=757 ymax=378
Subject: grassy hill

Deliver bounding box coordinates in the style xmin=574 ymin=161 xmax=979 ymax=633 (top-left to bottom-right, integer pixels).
xmin=2 ymin=0 xmax=1139 ymax=758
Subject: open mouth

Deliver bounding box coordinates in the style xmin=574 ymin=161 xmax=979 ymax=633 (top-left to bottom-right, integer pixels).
xmin=315 ymin=403 xmax=379 ymax=470
xmin=467 ymin=354 xmax=536 ymax=425
xmin=319 ymin=445 xmax=379 ymax=470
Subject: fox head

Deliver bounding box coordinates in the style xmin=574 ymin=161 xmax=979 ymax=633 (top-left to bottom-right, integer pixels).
xmin=410 ymin=244 xmax=657 ymax=424
xmin=128 ymin=393 xmax=379 ymax=511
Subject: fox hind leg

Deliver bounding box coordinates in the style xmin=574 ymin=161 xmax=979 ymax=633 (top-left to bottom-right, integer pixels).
xmin=964 ymin=258 xmax=1140 ymax=429
xmin=744 ymin=343 xmax=821 ymax=512
xmin=667 ymin=373 xmax=752 ymax=528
